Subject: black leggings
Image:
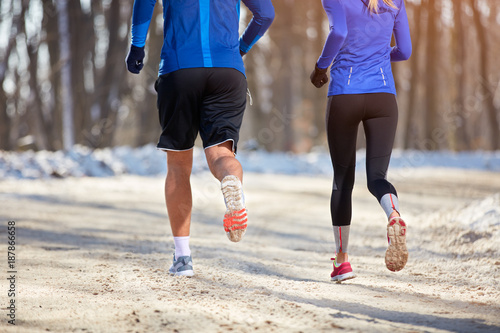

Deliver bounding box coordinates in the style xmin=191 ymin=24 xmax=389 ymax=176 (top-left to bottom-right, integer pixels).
xmin=326 ymin=93 xmax=398 ymax=226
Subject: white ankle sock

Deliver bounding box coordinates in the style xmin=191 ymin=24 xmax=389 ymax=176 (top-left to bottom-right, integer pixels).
xmin=173 ymin=236 xmax=191 ymax=258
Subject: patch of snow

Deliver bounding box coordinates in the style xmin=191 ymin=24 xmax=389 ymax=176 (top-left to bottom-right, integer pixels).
xmin=1 ymin=145 xmax=499 ymax=180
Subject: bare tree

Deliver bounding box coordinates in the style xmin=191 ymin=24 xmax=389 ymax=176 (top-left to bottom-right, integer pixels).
xmin=470 ymin=0 xmax=500 ymax=150
xmin=424 ymin=0 xmax=440 ymax=149
xmin=310 ymin=1 xmax=328 ymax=148
xmin=42 ymin=0 xmax=63 ymax=150
xmin=56 ymin=0 xmax=75 ymax=150
xmin=26 ymin=33 xmax=51 ymax=150
xmin=404 ymin=0 xmax=424 ymax=149
xmin=68 ymin=0 xmax=94 ymax=146
xmin=1 ymin=1 xmax=500 ymax=153
xmin=450 ymin=0 xmax=469 ymax=150
xmin=137 ymin=3 xmax=163 ymax=147
xmin=0 ymin=0 xmax=27 ymax=150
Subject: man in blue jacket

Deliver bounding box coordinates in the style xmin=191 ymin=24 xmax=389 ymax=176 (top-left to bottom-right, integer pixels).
xmin=126 ymin=0 xmax=274 ymax=277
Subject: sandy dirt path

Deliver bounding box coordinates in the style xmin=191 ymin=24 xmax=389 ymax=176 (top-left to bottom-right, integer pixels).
xmin=0 ymin=168 xmax=499 ymax=332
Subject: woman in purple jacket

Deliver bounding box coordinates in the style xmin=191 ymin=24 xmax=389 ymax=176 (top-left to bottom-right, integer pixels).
xmin=310 ymin=0 xmax=412 ymax=282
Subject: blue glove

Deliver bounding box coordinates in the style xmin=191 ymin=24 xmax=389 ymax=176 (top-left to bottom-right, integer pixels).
xmin=125 ymin=45 xmax=145 ymax=74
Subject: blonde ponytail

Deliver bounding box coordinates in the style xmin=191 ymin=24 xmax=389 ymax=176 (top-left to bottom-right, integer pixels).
xmin=368 ymin=0 xmax=398 ymax=13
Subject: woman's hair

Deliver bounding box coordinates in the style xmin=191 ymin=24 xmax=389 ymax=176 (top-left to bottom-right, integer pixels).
xmin=368 ymin=0 xmax=398 ymax=12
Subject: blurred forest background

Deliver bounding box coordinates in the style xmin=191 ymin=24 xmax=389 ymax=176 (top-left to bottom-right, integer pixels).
xmin=0 ymin=0 xmax=499 ymax=153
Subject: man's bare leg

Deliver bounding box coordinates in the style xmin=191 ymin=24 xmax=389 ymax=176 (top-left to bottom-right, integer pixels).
xmin=205 ymin=141 xmax=242 ymax=182
xmin=164 ymin=150 xmax=195 ymax=276
xmin=205 ymin=141 xmax=247 ymax=242
xmin=165 ymin=150 xmax=193 ymax=237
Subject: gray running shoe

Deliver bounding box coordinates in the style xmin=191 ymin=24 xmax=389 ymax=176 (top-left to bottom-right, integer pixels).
xmin=169 ymin=254 xmax=194 ymax=277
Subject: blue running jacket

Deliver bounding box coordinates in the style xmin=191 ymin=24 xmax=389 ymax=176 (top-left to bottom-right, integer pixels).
xmin=130 ymin=0 xmax=275 ymax=76
xmin=317 ymin=0 xmax=412 ymax=96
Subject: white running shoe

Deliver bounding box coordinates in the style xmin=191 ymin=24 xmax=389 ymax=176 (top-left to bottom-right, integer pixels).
xmin=221 ymin=175 xmax=247 ymax=242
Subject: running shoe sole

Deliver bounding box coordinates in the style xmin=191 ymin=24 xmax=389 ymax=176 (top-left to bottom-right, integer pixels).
xmin=331 ymin=272 xmax=356 ymax=283
xmin=169 ymin=269 xmax=194 ymax=277
xmin=385 ymin=217 xmax=408 ymax=272
xmin=221 ymin=176 xmax=247 ymax=242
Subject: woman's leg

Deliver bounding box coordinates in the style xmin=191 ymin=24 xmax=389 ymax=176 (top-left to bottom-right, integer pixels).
xmin=362 ymin=93 xmax=408 ymax=272
xmin=326 ymin=94 xmax=364 ymax=264
xmin=362 ymin=93 xmax=400 ymax=218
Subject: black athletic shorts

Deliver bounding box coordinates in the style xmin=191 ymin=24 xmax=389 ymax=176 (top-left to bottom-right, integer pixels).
xmin=154 ymin=67 xmax=247 ymax=152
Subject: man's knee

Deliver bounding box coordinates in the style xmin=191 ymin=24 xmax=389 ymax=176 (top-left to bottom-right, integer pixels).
xmin=166 ymin=151 xmax=193 ymax=177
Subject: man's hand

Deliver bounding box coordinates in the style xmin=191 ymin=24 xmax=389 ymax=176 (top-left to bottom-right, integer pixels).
xmin=126 ymin=45 xmax=145 ymax=74
xmin=310 ymin=64 xmax=329 ymax=88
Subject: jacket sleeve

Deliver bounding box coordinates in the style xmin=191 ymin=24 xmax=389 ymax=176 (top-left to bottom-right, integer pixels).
xmin=130 ymin=0 xmax=157 ymax=47
xmin=390 ymin=0 xmax=412 ymax=61
xmin=240 ymin=0 xmax=275 ymax=53
xmin=316 ymin=0 xmax=347 ymax=69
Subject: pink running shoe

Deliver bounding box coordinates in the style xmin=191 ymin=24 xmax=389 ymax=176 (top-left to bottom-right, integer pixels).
xmin=385 ymin=217 xmax=408 ymax=272
xmin=330 ymin=257 xmax=356 ymax=283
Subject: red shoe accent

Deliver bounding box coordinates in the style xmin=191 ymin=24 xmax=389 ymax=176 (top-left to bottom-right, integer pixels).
xmin=389 ymin=218 xmax=406 ymax=228
xmin=223 ymin=208 xmax=248 ymax=232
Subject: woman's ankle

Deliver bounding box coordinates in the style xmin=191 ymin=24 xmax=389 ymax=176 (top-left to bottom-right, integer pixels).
xmin=336 ymin=251 xmax=348 ymax=264
xmin=389 ymin=210 xmax=400 ymax=220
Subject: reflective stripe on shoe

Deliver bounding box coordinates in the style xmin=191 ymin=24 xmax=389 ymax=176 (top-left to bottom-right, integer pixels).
xmin=223 ymin=208 xmax=248 ymax=232
xmin=385 ymin=217 xmax=408 ymax=272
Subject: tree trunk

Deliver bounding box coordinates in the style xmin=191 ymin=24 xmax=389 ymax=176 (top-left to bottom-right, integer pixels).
xmin=424 ymin=0 xmax=440 ymax=150
xmin=450 ymin=0 xmax=469 ymax=150
xmin=42 ymin=0 xmax=63 ymax=150
xmin=68 ymin=1 xmax=92 ymax=146
xmin=311 ymin=1 xmax=328 ymax=148
xmin=137 ymin=3 xmax=162 ymax=147
xmin=27 ymin=41 xmax=51 ymax=150
xmin=0 ymin=87 xmax=11 ymax=150
xmin=470 ymin=0 xmax=500 ymax=150
xmin=56 ymin=0 xmax=75 ymax=150
xmin=267 ymin=0 xmax=294 ymax=151
xmin=91 ymin=0 xmax=131 ymax=148
xmin=0 ymin=0 xmax=27 ymax=150
xmin=404 ymin=1 xmax=423 ymax=149
xmin=242 ymin=8 xmax=268 ymax=150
